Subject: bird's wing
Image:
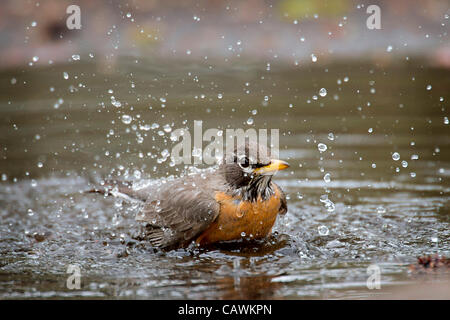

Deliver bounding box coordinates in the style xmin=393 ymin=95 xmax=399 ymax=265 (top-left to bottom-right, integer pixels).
xmin=274 ymin=182 xmax=288 ymax=215
xmin=136 ymin=175 xmax=222 ymax=248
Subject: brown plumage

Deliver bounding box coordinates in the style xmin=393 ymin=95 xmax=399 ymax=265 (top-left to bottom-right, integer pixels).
xmin=91 ymin=142 xmax=289 ymax=249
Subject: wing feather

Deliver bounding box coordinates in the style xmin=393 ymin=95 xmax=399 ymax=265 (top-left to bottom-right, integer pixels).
xmin=136 ymin=175 xmax=222 ymax=248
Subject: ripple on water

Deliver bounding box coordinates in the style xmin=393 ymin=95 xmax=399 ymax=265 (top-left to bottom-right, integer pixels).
xmin=0 ymin=173 xmax=448 ymax=299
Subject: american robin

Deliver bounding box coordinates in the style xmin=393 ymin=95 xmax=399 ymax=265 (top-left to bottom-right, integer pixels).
xmin=91 ymin=142 xmax=289 ymax=249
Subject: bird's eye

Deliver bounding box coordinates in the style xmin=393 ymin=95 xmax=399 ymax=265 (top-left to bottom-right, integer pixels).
xmin=238 ymin=156 xmax=250 ymax=168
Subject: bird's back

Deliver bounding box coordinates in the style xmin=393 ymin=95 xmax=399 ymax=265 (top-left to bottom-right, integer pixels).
xmin=134 ymin=169 xmax=229 ymax=248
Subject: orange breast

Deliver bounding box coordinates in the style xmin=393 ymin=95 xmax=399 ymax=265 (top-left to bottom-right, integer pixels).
xmin=196 ymin=186 xmax=283 ymax=245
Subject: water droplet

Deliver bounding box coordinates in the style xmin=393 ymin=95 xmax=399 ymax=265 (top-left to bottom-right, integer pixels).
xmin=247 ymin=117 xmax=254 ymax=125
xmin=319 ymin=194 xmax=335 ymax=212
xmin=377 ymin=206 xmax=386 ymax=214
xmin=161 ymin=149 xmax=170 ymax=158
xmin=235 ymin=210 xmax=244 ymax=218
xmin=392 ymin=152 xmax=400 ymax=161
xmin=72 ymin=54 xmax=80 ymax=61
xmin=63 ymin=72 xmax=69 ymax=80
xmin=163 ymin=124 xmax=172 ymax=133
xmin=323 ymin=173 xmax=331 ymax=183
xmin=318 ymin=143 xmax=327 ymax=153
xmin=114 ymin=201 xmax=123 ymax=209
xmin=311 ymin=54 xmax=317 ymax=62
xmin=10 ymin=78 xmax=17 ymax=85
xmin=121 ymin=114 xmax=132 ymax=124
xmin=32 ymin=56 xmax=39 ymax=62
xmin=325 ymin=201 xmax=335 ymax=212
xmin=386 ymin=45 xmax=393 ymax=52
xmin=318 ymin=225 xmax=329 ymax=236
xmin=217 ymin=93 xmax=223 ymax=99
xmin=111 ymin=97 xmax=121 ymax=108
xmin=319 ymin=88 xmax=327 ymax=97
xmin=426 ymin=84 xmax=432 ymax=90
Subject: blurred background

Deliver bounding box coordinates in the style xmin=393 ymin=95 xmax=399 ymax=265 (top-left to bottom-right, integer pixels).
xmin=0 ymin=0 xmax=449 ymax=67
xmin=0 ymin=0 xmax=449 ymax=299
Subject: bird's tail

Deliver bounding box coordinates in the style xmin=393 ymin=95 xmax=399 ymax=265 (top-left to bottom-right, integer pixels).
xmin=86 ymin=180 xmax=146 ymax=203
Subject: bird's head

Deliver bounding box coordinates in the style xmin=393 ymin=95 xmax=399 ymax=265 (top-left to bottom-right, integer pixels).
xmin=221 ymin=141 xmax=289 ymax=200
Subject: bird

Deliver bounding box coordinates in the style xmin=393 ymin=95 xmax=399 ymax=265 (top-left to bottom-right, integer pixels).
xmin=90 ymin=141 xmax=289 ymax=250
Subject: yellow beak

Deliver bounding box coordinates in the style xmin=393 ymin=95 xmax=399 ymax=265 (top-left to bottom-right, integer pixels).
xmin=254 ymin=159 xmax=290 ymax=175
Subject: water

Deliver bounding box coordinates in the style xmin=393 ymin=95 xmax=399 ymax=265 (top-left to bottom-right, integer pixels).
xmin=0 ymin=57 xmax=449 ymax=299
